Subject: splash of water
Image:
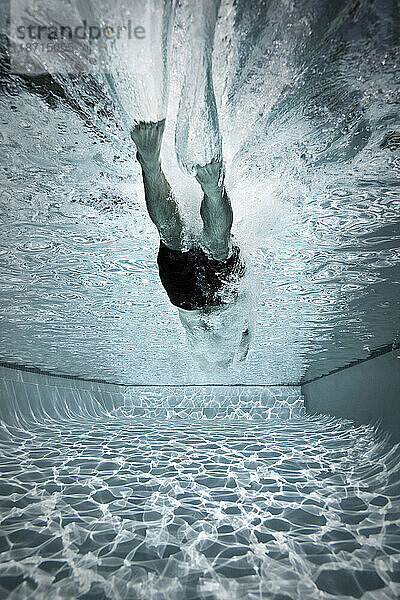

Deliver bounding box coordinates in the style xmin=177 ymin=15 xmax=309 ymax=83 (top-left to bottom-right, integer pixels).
xmin=0 ymin=0 xmax=399 ymax=382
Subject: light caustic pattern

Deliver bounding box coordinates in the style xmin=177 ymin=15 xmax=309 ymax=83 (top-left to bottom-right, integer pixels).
xmin=0 ymin=388 xmax=399 ymax=599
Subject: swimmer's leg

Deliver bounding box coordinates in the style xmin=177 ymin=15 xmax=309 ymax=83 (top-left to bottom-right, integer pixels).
xmin=196 ymin=158 xmax=233 ymax=261
xmin=131 ymin=120 xmax=183 ymax=250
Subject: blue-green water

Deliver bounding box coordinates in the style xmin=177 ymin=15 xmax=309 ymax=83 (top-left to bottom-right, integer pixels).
xmin=0 ymin=0 xmax=400 ymax=598
xmin=0 ymin=0 xmax=399 ymax=383
xmin=0 ymin=375 xmax=399 ymax=599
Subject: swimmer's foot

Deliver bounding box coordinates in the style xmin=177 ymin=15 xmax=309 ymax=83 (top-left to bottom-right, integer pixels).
xmin=130 ymin=119 xmax=165 ymax=166
xmin=195 ymin=157 xmax=224 ymax=195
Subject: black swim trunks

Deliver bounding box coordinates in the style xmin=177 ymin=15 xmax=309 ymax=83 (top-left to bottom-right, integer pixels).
xmin=157 ymin=241 xmax=245 ymax=311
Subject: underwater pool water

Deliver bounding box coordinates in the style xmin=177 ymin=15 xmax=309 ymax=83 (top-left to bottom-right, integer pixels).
xmin=0 ymin=0 xmax=400 ymax=598
xmin=0 ymin=377 xmax=399 ymax=599
xmin=0 ymin=0 xmax=399 ymax=383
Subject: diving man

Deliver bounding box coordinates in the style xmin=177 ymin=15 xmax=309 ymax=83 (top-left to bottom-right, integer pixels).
xmin=131 ymin=119 xmax=250 ymax=368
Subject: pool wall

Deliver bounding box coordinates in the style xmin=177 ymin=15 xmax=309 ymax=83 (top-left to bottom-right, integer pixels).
xmin=2 ymin=354 xmax=399 ymax=438
xmin=0 ymin=365 xmax=303 ymax=424
xmin=302 ymin=348 xmax=400 ymax=442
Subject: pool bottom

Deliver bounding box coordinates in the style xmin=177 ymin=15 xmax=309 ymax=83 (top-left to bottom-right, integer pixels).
xmin=0 ymin=406 xmax=399 ymax=600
